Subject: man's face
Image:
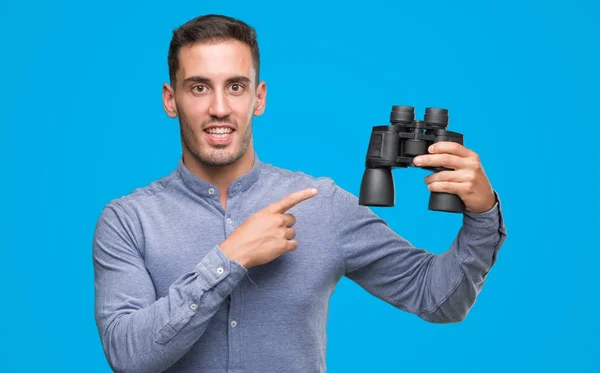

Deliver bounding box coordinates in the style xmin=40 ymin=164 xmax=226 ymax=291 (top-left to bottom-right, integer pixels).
xmin=163 ymin=39 xmax=266 ymax=167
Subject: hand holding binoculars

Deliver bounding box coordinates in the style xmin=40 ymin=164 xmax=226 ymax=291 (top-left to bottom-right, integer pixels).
xmin=358 ymin=105 xmax=466 ymax=213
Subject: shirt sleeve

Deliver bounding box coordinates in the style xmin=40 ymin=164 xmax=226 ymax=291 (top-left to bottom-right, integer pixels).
xmin=330 ymin=181 xmax=508 ymax=323
xmin=93 ymin=202 xmax=247 ymax=373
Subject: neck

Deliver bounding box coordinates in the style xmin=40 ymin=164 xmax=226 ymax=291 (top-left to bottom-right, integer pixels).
xmin=182 ymin=141 xmax=255 ymax=194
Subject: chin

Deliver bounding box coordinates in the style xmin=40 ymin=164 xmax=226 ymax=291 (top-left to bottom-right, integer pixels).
xmin=197 ymin=148 xmax=244 ymax=167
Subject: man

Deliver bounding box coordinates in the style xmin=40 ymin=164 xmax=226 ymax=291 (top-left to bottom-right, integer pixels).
xmin=93 ymin=14 xmax=507 ymax=373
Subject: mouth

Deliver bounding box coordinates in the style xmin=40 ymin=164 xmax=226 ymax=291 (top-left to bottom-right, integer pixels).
xmin=203 ymin=126 xmax=236 ymax=145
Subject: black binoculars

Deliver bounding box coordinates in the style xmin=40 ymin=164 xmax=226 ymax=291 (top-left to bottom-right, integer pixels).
xmin=358 ymin=105 xmax=466 ymax=213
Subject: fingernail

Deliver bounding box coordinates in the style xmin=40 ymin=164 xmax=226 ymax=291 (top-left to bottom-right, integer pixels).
xmin=429 ymin=145 xmax=435 ymax=152
xmin=413 ymin=157 xmax=422 ymax=165
xmin=311 ymin=188 xmax=318 ymax=194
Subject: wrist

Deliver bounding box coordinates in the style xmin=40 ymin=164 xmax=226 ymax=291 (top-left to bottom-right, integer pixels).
xmin=219 ymin=242 xmax=249 ymax=268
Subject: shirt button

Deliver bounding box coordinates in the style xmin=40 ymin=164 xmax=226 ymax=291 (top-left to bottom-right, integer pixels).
xmin=216 ymin=267 xmax=224 ymax=274
xmin=231 ymin=320 xmax=238 ymax=328
xmin=208 ymin=188 xmax=215 ymax=195
xmin=190 ymin=303 xmax=197 ymax=310
xmin=226 ymin=218 xmax=232 ymax=224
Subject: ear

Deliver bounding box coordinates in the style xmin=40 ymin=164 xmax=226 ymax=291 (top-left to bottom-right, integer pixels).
xmin=253 ymin=81 xmax=267 ymax=116
xmin=162 ymin=82 xmax=178 ymax=118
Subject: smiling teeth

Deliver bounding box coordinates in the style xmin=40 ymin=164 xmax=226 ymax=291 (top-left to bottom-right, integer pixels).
xmin=210 ymin=134 xmax=229 ymax=139
xmin=206 ymin=127 xmax=233 ymax=134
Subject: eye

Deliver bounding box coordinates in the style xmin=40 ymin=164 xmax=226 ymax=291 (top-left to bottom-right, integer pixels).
xmin=192 ymin=85 xmax=206 ymax=93
xmin=229 ymin=83 xmax=245 ymax=94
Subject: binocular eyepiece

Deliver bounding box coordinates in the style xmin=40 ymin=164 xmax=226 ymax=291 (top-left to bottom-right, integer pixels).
xmin=358 ymin=105 xmax=466 ymax=213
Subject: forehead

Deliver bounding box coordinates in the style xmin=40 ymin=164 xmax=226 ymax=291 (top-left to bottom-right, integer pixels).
xmin=177 ymin=39 xmax=255 ymax=82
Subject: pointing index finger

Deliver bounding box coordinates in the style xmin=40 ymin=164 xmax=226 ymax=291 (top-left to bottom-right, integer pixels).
xmin=268 ymin=188 xmax=318 ymax=213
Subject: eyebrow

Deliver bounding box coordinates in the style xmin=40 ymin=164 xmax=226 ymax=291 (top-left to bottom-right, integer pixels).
xmin=182 ymin=75 xmax=251 ymax=85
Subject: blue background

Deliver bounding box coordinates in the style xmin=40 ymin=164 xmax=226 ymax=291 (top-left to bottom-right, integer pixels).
xmin=1 ymin=0 xmax=598 ymax=371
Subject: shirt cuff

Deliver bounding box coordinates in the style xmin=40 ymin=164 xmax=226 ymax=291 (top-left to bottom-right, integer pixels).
xmin=194 ymin=244 xmax=248 ymax=298
xmin=462 ymin=189 xmax=507 ymax=234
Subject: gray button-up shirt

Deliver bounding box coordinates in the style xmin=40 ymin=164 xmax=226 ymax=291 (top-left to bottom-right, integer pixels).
xmin=93 ymin=152 xmax=508 ymax=373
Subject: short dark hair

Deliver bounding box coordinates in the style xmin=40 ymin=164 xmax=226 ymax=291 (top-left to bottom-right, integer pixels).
xmin=167 ymin=14 xmax=260 ymax=89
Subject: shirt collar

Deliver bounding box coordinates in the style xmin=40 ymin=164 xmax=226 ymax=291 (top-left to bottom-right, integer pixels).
xmin=177 ymin=151 xmax=263 ymax=198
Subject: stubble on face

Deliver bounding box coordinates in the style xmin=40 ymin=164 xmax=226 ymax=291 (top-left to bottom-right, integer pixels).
xmin=179 ymin=113 xmax=253 ymax=167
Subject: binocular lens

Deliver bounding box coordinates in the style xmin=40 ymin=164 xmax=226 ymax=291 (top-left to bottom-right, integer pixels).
xmin=390 ymin=106 xmax=415 ymax=124
xmin=424 ymin=108 xmax=449 ymax=127
xmin=429 ymin=192 xmax=465 ymax=213
xmin=359 ymin=168 xmax=395 ymax=206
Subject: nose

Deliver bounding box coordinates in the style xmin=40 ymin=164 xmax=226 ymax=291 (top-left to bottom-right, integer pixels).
xmin=208 ymin=89 xmax=233 ymax=118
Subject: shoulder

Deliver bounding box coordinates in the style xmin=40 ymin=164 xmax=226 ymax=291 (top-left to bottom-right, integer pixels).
xmin=94 ymin=170 xmax=181 ymax=251
xmin=259 ymin=161 xmax=339 ymax=197
xmin=100 ymin=169 xmax=181 ymax=220
xmin=257 ymin=161 xmax=363 ymax=216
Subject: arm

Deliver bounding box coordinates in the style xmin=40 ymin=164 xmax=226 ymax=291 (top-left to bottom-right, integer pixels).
xmin=93 ymin=202 xmax=247 ymax=373
xmin=331 ymin=182 xmax=507 ymax=323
